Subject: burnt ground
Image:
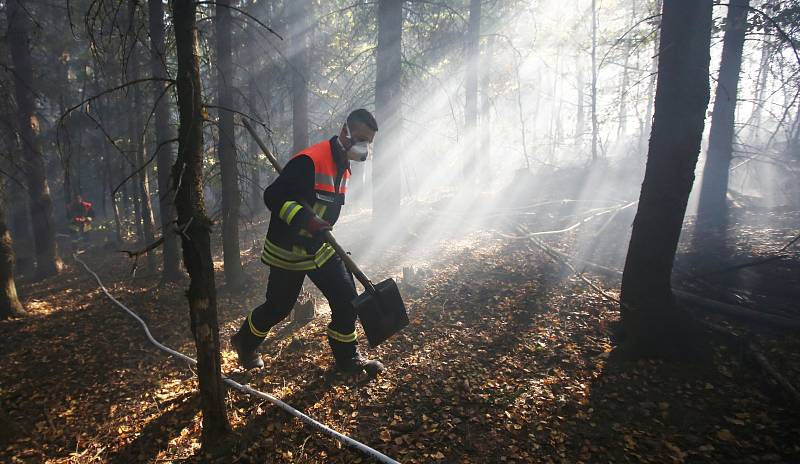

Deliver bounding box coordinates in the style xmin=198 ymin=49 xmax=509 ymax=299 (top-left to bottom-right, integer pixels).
xmin=1 ymin=200 xmax=799 ymax=463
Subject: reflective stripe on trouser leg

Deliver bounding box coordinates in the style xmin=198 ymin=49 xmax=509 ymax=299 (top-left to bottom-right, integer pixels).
xmin=327 ymin=327 xmax=357 ymax=343
xmin=248 ymin=312 xmax=269 ymax=337
xmin=234 ymin=317 xmax=266 ymax=354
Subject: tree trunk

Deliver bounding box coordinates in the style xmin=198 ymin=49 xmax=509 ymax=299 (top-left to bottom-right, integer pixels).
xmin=374 ymin=0 xmax=403 ymax=224
xmin=9 ymin=190 xmax=33 ymax=276
xmin=696 ymin=0 xmax=750 ymax=230
xmin=480 ymin=34 xmax=494 ymax=181
xmin=7 ymin=0 xmax=60 ymax=279
xmin=640 ymin=2 xmax=660 ymax=155
xmin=216 ymin=0 xmax=244 ymax=289
xmin=0 ymin=209 xmax=25 ymax=320
xmin=590 ymin=0 xmax=599 ymax=162
xmin=172 ymin=0 xmax=230 ymax=446
xmin=129 ymin=96 xmax=145 ymax=245
xmin=748 ymin=35 xmax=771 ymax=141
xmin=617 ymin=0 xmax=634 ymax=140
xmin=620 ymin=0 xmax=713 ymax=311
xmin=247 ymin=79 xmax=263 ymax=217
xmin=575 ymin=56 xmax=584 ymax=147
xmin=134 ymin=75 xmax=157 ymax=272
xmin=464 ymin=0 xmax=481 ymax=180
xmin=105 ymin=148 xmax=123 ymax=244
xmin=149 ymin=0 xmax=182 ymax=281
xmin=289 ymin=0 xmax=310 ymax=154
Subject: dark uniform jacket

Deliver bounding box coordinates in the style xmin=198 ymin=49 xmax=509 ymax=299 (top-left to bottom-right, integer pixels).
xmin=260 ymin=136 xmax=350 ymax=270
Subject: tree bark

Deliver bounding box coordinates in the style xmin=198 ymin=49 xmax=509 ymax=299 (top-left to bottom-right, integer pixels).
xmin=7 ymin=0 xmax=60 ymax=279
xmin=696 ymin=0 xmax=750 ymax=229
xmin=464 ymin=0 xmax=481 ymax=180
xmin=149 ymin=0 xmax=182 ymax=281
xmin=172 ymin=0 xmax=230 ymax=446
xmin=0 ymin=209 xmax=25 ymax=320
xmin=289 ymin=0 xmax=310 ymax=154
xmin=620 ymin=0 xmax=713 ymax=311
xmin=215 ymin=0 xmax=244 ymax=288
xmin=374 ymin=0 xmax=403 ymax=224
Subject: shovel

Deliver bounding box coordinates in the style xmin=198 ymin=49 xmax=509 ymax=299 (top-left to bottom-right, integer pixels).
xmin=243 ymin=120 xmax=409 ymax=347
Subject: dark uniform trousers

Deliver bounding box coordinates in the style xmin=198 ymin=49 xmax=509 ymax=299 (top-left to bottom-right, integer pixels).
xmin=238 ymin=254 xmax=359 ymax=363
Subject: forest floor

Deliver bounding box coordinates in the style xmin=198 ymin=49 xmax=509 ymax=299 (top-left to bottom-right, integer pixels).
xmin=1 ymin=196 xmax=799 ymax=463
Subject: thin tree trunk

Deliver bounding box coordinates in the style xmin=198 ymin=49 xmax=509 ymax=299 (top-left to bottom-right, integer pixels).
xmin=216 ymin=0 xmax=244 ymax=288
xmin=576 ymin=55 xmax=585 ymax=147
xmin=0 ymin=209 xmax=25 ymax=320
xmin=149 ymin=0 xmax=182 ymax=281
xmin=464 ymin=0 xmax=481 ymax=180
xmin=248 ymin=79 xmax=263 ymax=217
xmin=696 ymin=0 xmax=750 ymax=229
xmin=617 ymin=0 xmax=634 ymax=140
xmin=749 ymin=35 xmax=771 ymax=141
xmin=374 ymin=0 xmax=403 ymax=223
xmin=107 ymin=149 xmax=123 ymax=244
xmin=590 ymin=0 xmax=599 ymax=162
xmin=7 ymin=0 xmax=60 ymax=279
xmin=134 ymin=75 xmax=157 ymax=272
xmin=8 ymin=151 xmax=34 ymax=276
xmin=620 ymin=0 xmax=713 ymax=312
xmin=640 ymin=0 xmax=662 ymax=155
xmin=120 ymin=156 xmax=132 ymax=234
xmin=129 ymin=99 xmax=145 ymax=244
xmin=480 ymin=34 xmax=494 ymax=182
xmin=289 ymin=0 xmax=310 ymax=154
xmin=172 ymin=0 xmax=230 ymax=446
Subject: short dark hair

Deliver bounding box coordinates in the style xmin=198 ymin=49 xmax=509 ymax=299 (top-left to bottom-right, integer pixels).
xmin=347 ymin=109 xmax=378 ymax=132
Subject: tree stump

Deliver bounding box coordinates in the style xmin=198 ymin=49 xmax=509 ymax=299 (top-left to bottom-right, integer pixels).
xmin=291 ymin=287 xmax=316 ymax=325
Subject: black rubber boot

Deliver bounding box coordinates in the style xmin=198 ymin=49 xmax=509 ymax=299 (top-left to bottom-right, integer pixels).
xmin=329 ymin=338 xmax=384 ymax=377
xmin=231 ymin=319 xmax=265 ymax=369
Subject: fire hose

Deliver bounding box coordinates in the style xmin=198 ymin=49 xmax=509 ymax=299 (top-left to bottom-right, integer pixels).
xmin=73 ymin=254 xmax=400 ymax=464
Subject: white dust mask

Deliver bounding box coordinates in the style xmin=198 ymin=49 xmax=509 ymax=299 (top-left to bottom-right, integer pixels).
xmin=345 ymin=124 xmax=372 ymax=162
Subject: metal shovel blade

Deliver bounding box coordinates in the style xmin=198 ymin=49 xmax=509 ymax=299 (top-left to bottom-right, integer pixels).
xmin=353 ymin=278 xmax=409 ymax=348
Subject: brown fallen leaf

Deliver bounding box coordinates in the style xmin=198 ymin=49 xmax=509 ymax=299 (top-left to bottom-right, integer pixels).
xmin=717 ymin=429 xmax=735 ymax=442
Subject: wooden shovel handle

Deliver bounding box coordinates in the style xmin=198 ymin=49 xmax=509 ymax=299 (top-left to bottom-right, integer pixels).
xmin=242 ymin=119 xmax=376 ymax=294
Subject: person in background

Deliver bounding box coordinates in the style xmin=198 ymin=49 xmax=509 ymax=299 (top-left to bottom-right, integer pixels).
xmin=68 ymin=193 xmax=95 ymax=245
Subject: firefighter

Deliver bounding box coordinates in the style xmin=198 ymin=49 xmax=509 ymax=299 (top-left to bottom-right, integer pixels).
xmin=231 ymin=109 xmax=384 ymax=376
xmin=68 ymin=194 xmax=95 ymax=245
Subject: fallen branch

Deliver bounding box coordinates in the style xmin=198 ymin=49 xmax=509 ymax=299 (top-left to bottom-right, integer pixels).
xmin=517 ymin=224 xmax=622 ymax=307
xmin=749 ymin=343 xmax=800 ymax=404
xmin=119 ymin=235 xmax=166 ymax=258
xmin=514 ymin=226 xmax=800 ymax=331
xmin=674 ymin=290 xmax=800 ymax=330
xmin=516 ymin=225 xmax=800 ymax=404
xmin=683 ymin=229 xmax=800 ymax=281
xmin=117 ymin=219 xmax=192 ymax=277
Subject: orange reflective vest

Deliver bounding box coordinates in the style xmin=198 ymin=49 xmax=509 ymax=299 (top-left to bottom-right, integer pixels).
xmin=291 ymin=140 xmax=349 ymax=205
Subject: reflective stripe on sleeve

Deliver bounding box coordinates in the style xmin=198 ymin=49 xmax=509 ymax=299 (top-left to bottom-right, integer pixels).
xmin=279 ymin=201 xmax=303 ymax=225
